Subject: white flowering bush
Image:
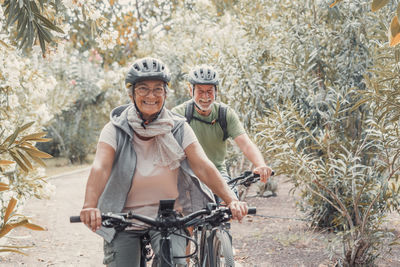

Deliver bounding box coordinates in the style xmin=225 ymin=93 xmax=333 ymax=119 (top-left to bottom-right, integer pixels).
xmin=0 ymin=0 xmax=127 ymax=255
xmin=0 ymin=36 xmax=75 ymax=253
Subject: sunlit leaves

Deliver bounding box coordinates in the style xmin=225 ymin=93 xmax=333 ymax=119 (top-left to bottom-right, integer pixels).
xmin=65 ymin=0 xmax=179 ymax=65
xmin=0 ymin=121 xmax=50 ymax=254
xmin=0 ymin=160 xmax=14 ymax=166
xmin=0 ymin=122 xmax=51 ymax=173
xmin=0 ymin=197 xmax=45 ymax=255
xmin=332 ymin=0 xmax=399 ymax=47
xmin=2 ymin=0 xmax=64 ymax=55
xmin=3 ymin=198 xmax=16 ymax=223
xmin=0 ymin=248 xmax=28 ymax=255
xmin=389 ymin=16 xmax=400 ymax=47
xmin=371 ymin=0 xmax=390 ymax=12
xmin=361 ymin=47 xmax=400 ymax=124
xmin=0 ymin=182 xmax=9 ymax=192
xmin=329 ymin=0 xmax=343 ymax=8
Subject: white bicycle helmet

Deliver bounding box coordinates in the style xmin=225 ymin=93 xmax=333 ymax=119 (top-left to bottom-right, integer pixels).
xmin=125 ymin=57 xmax=171 ymax=86
xmin=188 ymin=65 xmax=219 ymax=86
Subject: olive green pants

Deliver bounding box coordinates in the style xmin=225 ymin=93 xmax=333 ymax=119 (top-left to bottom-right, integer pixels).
xmin=103 ymin=230 xmax=187 ymax=266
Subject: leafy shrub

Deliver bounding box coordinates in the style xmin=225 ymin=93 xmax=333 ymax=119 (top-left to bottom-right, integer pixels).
xmin=0 ymin=33 xmax=68 ymax=255
xmin=133 ymin=0 xmax=400 ymax=265
xmin=36 ymin=49 xmax=126 ymax=163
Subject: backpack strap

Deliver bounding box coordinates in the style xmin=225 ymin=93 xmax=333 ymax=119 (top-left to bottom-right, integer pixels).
xmin=186 ymin=100 xmax=218 ymax=125
xmin=218 ymin=104 xmax=229 ymax=141
xmin=184 ymin=100 xmax=195 ymax=124
xmin=185 ymin=100 xmax=229 ymax=141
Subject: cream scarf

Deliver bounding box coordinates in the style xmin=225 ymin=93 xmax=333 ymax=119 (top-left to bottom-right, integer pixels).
xmin=126 ymin=104 xmax=185 ymax=170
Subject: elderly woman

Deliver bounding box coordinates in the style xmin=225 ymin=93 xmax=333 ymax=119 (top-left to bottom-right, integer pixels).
xmin=79 ymin=57 xmax=248 ymax=266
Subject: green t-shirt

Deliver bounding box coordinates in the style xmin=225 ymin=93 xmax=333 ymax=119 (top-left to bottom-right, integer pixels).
xmin=172 ymin=100 xmax=245 ymax=174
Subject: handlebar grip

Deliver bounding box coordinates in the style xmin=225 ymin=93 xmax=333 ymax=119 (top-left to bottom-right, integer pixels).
xmin=251 ymin=170 xmax=274 ymax=177
xmin=248 ymin=207 xmax=256 ymax=215
xmin=70 ymin=216 xmax=81 ymax=223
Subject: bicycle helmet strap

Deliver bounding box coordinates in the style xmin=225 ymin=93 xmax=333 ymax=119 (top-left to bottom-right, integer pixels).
xmin=133 ymin=99 xmax=165 ymax=129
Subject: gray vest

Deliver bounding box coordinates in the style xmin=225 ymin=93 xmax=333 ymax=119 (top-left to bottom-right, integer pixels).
xmin=96 ymin=105 xmax=215 ymax=242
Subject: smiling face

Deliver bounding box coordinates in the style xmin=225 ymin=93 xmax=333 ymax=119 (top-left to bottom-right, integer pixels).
xmin=190 ymin=84 xmax=216 ymax=115
xmin=130 ymin=80 xmax=166 ymax=120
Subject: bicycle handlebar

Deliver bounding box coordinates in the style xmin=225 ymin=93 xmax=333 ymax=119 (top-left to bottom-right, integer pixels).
xmin=70 ymin=216 xmax=81 ymax=223
xmin=71 ymin=172 xmax=268 ymax=227
xmin=228 ymin=170 xmax=275 ymax=187
xmin=70 ymin=206 xmax=256 ymax=225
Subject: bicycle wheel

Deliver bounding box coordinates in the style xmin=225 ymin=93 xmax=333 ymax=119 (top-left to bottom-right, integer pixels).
xmin=199 ymin=228 xmax=211 ymax=266
xmin=211 ymin=229 xmax=235 ymax=267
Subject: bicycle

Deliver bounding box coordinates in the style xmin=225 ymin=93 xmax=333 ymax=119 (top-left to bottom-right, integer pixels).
xmin=70 ymin=199 xmax=256 ymax=267
xmin=196 ymin=170 xmax=275 ymax=266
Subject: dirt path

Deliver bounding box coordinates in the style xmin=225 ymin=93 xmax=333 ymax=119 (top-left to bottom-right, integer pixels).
xmin=231 ymin=181 xmax=331 ymax=267
xmin=0 ymin=169 xmax=103 ymax=266
xmin=1 ymin=171 xmax=400 ymax=266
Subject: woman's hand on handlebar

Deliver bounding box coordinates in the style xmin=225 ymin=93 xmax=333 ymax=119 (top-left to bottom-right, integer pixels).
xmin=227 ymin=200 xmax=248 ymax=222
xmin=80 ymin=207 xmax=102 ymax=232
xmin=253 ymin=165 xmax=274 ymax=183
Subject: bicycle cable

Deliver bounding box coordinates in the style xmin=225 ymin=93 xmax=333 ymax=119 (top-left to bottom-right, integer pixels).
xmin=170 ymin=230 xmax=198 ymax=259
xmin=156 ymin=228 xmax=199 ymax=266
xmin=253 ymin=214 xmax=311 ymax=221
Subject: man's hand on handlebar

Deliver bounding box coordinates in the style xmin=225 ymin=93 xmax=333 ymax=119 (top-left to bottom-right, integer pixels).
xmin=227 ymin=200 xmax=248 ymax=222
xmin=253 ymin=165 xmax=274 ymax=183
xmin=80 ymin=207 xmax=102 ymax=232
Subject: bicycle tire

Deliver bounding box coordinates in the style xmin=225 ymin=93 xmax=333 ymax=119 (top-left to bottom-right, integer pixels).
xmin=212 ymin=229 xmax=235 ymax=267
xmin=200 ymin=228 xmax=211 ymax=266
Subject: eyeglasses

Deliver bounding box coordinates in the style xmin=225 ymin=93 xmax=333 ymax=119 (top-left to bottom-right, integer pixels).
xmin=135 ymin=86 xmax=165 ymax=97
xmin=197 ymin=89 xmax=215 ymax=96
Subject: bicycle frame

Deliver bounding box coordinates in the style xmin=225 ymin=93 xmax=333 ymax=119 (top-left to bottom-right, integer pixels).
xmin=72 ymin=201 xmax=252 ymax=266
xmin=198 ymin=170 xmax=274 ymax=266
xmin=71 ymin=195 xmax=257 ymax=267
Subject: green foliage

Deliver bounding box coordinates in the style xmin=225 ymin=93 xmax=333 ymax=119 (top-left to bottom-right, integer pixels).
xmin=63 ymin=0 xmax=182 ymax=66
xmin=249 ymin=0 xmax=400 ymax=264
xmin=256 ymin=98 xmax=399 ymax=265
xmin=1 ymin=5 xmax=70 ymax=255
xmin=357 ymin=46 xmax=400 ymax=125
xmin=332 ymin=0 xmax=400 ymax=46
xmin=0 ymin=122 xmax=52 ymax=255
xmin=133 ymin=0 xmax=399 ymax=265
xmin=36 ymin=49 xmax=125 ymax=163
xmin=1 ymin=0 xmax=400 ymax=264
xmin=262 ymin=0 xmax=373 ymax=229
xmin=2 ymin=0 xmax=64 ymax=54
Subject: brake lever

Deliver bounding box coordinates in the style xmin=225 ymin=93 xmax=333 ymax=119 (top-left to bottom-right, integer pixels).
xmin=239 ymin=174 xmax=260 ymax=187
